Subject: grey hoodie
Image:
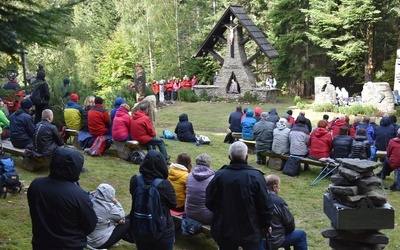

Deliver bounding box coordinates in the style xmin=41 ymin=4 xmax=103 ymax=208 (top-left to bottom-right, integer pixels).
xmin=87 ymin=184 xmax=125 ymax=248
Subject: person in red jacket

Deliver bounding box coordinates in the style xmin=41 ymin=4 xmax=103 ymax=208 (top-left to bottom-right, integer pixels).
xmin=180 ymin=75 xmax=192 ymax=90
xmin=309 ymin=120 xmax=332 ymax=159
xmin=3 ymin=72 xmax=24 ymax=116
xmin=165 ymin=78 xmax=174 ymax=101
xmin=88 ymin=96 xmax=111 ymax=137
xmin=377 ymin=128 xmax=400 ymax=191
xmin=130 ymin=103 xmax=169 ymax=161
xmin=331 ymin=115 xmax=351 ymax=138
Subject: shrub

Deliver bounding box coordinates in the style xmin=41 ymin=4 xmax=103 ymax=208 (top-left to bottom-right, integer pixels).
xmin=296 ymin=101 xmax=308 ymax=110
xmin=330 ymin=104 xmax=379 ymax=117
xmin=178 ymin=89 xmax=199 ymax=102
xmin=313 ymin=103 xmax=335 ymax=112
xmin=293 ymin=96 xmax=301 ymax=105
xmin=240 ymin=91 xmax=259 ymax=103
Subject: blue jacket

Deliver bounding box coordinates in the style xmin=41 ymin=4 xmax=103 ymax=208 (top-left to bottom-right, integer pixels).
xmin=65 ymin=100 xmax=83 ymax=112
xmin=9 ymin=108 xmax=35 ymax=148
xmin=241 ymin=109 xmax=256 ymax=140
xmin=374 ymin=117 xmax=396 ymax=151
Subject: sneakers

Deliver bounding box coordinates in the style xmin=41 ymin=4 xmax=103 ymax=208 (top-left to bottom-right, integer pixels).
xmin=81 ymin=168 xmax=89 ymax=173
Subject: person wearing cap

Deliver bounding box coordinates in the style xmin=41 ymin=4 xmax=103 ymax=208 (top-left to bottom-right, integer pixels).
xmin=9 ymin=98 xmax=35 ymax=149
xmin=185 ymin=153 xmax=215 ymax=225
xmin=130 ymin=103 xmax=170 ymax=161
xmin=64 ymin=93 xmax=83 ymax=130
xmin=253 ymin=112 xmax=275 ymax=165
xmin=254 ymin=107 xmax=262 ymax=122
xmin=309 ymin=120 xmax=332 ymax=159
xmin=3 ymin=72 xmax=23 ymax=116
xmin=87 ymin=183 xmax=135 ymax=249
xmin=110 ymin=97 xmax=126 ymax=124
xmin=31 ymin=70 xmax=50 ymax=124
xmin=0 ymin=98 xmax=10 ymax=137
xmin=112 ymin=103 xmax=131 ymax=142
xmin=272 ymin=118 xmax=291 ymax=155
xmin=27 ymin=147 xmax=98 ymax=249
xmin=88 ymin=96 xmax=111 ymax=137
xmin=33 ymin=109 xmax=64 ymax=156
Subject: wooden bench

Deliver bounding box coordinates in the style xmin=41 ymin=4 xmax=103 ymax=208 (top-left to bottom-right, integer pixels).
xmin=171 ymin=213 xmax=211 ymax=236
xmin=376 ymin=150 xmax=386 ymax=160
xmin=239 ymin=139 xmax=256 ymax=154
xmin=232 ymin=132 xmax=242 ymax=139
xmin=259 ymin=151 xmax=329 ymax=168
xmin=1 ymin=140 xmax=50 ymax=171
xmin=65 ymin=129 xmax=146 ymax=161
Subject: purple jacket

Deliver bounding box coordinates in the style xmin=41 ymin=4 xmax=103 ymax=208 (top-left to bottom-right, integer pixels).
xmin=185 ymin=165 xmax=215 ymax=224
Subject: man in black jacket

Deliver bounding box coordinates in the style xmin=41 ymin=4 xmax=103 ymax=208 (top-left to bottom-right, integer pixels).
xmin=224 ymin=105 xmax=243 ymax=143
xmin=33 ymin=109 xmax=64 ymax=156
xmin=27 ymin=147 xmax=97 ymax=250
xmin=9 ymin=98 xmax=35 ymax=149
xmin=265 ymin=174 xmax=308 ymax=250
xmin=206 ymin=141 xmax=273 ymax=249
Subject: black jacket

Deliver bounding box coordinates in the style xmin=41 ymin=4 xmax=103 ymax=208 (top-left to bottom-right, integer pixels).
xmin=229 ymin=110 xmax=243 ymax=133
xmin=349 ymin=135 xmax=370 ymax=159
xmin=81 ymin=107 xmax=90 ymax=132
xmin=33 ymin=120 xmax=64 ymax=155
xmin=175 ymin=113 xmax=196 ymax=142
xmin=130 ymin=150 xmax=177 ymax=240
xmin=374 ymin=117 xmax=396 ymax=151
xmin=331 ymin=135 xmax=353 ymax=159
xmin=267 ymin=191 xmax=295 ymax=250
xmin=31 ymin=79 xmax=50 ymax=106
xmin=9 ymin=108 xmax=35 ymax=148
xmin=27 ymin=148 xmax=98 ymax=250
xmin=205 ymin=161 xmax=273 ymax=246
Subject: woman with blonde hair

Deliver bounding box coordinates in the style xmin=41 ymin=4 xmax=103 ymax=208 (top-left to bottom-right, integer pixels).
xmin=168 ymin=152 xmax=192 ymax=212
xmin=81 ymin=95 xmax=95 ymax=132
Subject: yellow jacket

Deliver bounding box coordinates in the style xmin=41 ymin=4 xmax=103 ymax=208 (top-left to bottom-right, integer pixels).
xmin=64 ymin=108 xmax=82 ymax=130
xmin=168 ymin=163 xmax=189 ymax=208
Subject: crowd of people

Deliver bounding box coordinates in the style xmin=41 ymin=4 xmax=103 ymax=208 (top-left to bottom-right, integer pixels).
xmin=150 ymin=75 xmax=198 ymax=102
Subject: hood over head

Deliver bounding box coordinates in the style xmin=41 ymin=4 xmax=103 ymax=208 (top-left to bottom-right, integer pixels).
xmin=114 ymin=97 xmax=125 ymax=107
xmin=380 ymin=117 xmax=392 ymax=126
xmin=94 ymin=183 xmax=115 ymax=202
xmin=139 ymin=150 xmax=168 ymax=179
xmin=179 ymin=113 xmax=189 ymax=122
xmin=269 ymin=108 xmax=278 ymax=115
xmin=246 ymin=109 xmax=254 ymax=117
xmin=49 ymin=148 xmax=84 ymax=182
xmin=276 ymin=118 xmax=287 ymax=129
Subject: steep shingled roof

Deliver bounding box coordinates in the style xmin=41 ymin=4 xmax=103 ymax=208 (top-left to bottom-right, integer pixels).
xmin=193 ymin=5 xmax=279 ymax=59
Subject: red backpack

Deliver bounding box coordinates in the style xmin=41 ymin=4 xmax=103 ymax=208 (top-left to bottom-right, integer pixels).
xmin=84 ymin=136 xmax=110 ymax=156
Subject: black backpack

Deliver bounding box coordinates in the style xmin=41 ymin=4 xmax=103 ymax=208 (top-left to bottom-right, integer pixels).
xmin=131 ymin=174 xmax=166 ymax=241
xmin=282 ymin=157 xmax=301 ymax=176
xmin=0 ymin=155 xmax=22 ymax=198
xmin=30 ymin=81 xmax=44 ymax=106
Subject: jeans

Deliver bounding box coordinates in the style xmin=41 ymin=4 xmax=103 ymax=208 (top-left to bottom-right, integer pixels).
xmin=134 ymin=235 xmax=174 ymax=250
xmin=147 ymin=137 xmax=169 ymax=159
xmin=218 ymin=238 xmax=264 ymax=250
xmin=280 ymin=229 xmax=308 ymax=250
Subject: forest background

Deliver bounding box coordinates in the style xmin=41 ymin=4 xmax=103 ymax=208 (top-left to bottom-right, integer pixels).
xmin=0 ymin=0 xmax=400 ymax=111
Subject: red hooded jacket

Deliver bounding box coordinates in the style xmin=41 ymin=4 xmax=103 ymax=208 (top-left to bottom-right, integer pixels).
xmin=309 ymin=127 xmax=332 ymax=158
xmin=88 ymin=104 xmax=110 ymax=136
xmin=130 ymin=110 xmax=156 ymax=144
xmin=387 ymin=137 xmax=400 ymax=169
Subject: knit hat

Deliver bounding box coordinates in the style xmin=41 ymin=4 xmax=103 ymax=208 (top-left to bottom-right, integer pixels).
xmin=21 ymin=98 xmax=33 ymax=109
xmin=94 ymin=96 xmax=103 ymax=104
xmin=70 ymin=93 xmax=79 ymax=102
xmin=276 ymin=118 xmax=287 ymax=129
xmin=254 ymin=107 xmax=262 ymax=116
xmin=287 ymin=110 xmax=293 ymax=115
xmin=261 ymin=112 xmax=269 ymax=120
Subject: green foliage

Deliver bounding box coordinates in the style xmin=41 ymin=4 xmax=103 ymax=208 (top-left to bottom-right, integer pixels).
xmin=198 ymin=90 xmax=212 ymax=101
xmin=239 ymin=91 xmax=259 ymax=103
xmin=178 ymin=89 xmax=199 ymax=102
xmin=312 ymin=103 xmax=336 ymax=112
xmin=293 ymin=96 xmax=301 ymax=105
xmin=296 ymin=101 xmax=308 ymax=110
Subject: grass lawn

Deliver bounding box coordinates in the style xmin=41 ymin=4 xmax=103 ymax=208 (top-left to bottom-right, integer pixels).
xmin=0 ymin=97 xmax=399 ymax=250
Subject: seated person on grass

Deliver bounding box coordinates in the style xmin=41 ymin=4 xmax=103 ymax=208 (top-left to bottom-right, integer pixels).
xmin=175 ymin=113 xmax=196 ymax=142
xmin=185 ymin=153 xmax=215 ymax=225
xmin=265 ymin=174 xmax=308 ymax=250
xmin=33 ymin=109 xmax=64 ymax=156
xmin=111 ymin=104 xmax=131 ymax=142
xmin=64 ymin=93 xmax=83 ymax=130
xmin=9 ymin=98 xmax=34 ymax=149
xmin=169 ymin=152 xmax=192 ymax=212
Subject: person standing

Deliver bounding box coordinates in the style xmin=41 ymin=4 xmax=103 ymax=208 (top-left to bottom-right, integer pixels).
xmin=31 ymin=70 xmax=50 ymax=124
xmin=266 ymin=74 xmax=277 ymax=89
xmin=159 ymin=78 xmax=166 ymax=102
xmin=3 ymin=72 xmax=23 ymax=116
xmin=205 ymin=141 xmax=273 ymax=250
xmin=265 ymin=174 xmax=308 ymax=250
xmin=27 ymin=147 xmax=97 ymax=250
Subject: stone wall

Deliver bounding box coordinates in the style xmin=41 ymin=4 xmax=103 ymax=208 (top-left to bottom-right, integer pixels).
xmin=361 ymin=82 xmax=394 ymax=113
xmin=193 ymin=86 xmax=279 ymax=103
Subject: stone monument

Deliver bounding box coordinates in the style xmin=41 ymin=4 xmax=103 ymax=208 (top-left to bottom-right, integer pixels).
xmin=361 ymin=82 xmax=394 ymax=113
xmin=314 ymin=77 xmax=336 ymax=104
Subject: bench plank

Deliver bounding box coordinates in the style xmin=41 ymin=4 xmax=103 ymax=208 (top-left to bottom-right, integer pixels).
xmin=259 ymin=151 xmax=328 ymax=167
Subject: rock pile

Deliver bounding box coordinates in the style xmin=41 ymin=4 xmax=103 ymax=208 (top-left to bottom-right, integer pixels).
xmin=322 ymin=158 xmax=394 ymax=250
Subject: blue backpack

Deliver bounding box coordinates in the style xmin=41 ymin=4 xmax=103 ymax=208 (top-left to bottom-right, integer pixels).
xmin=161 ymin=129 xmax=175 ymax=140
xmin=131 ymin=174 xmax=166 ymax=241
xmin=0 ymin=155 xmax=22 ymax=198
